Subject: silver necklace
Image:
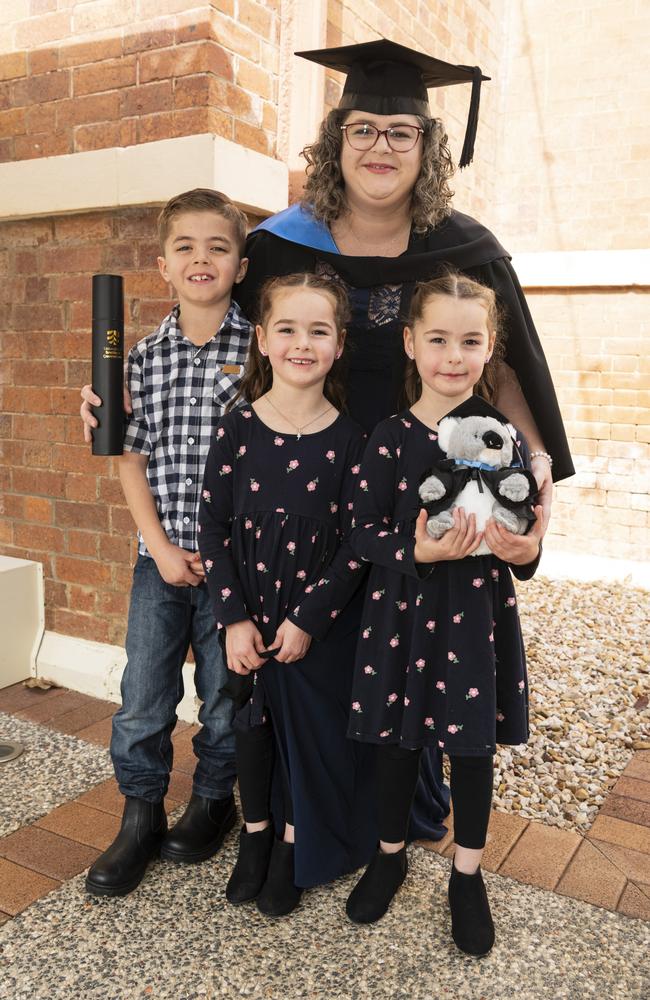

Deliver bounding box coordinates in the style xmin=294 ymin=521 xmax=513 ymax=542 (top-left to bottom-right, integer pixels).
xmin=264 ymin=395 xmax=333 ymax=440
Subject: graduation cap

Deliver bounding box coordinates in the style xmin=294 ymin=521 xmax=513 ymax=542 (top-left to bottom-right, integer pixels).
xmin=296 ymin=38 xmax=489 ymax=168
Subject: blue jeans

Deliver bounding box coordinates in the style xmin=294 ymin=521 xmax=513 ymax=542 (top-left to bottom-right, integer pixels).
xmin=111 ymin=554 xmax=236 ymax=802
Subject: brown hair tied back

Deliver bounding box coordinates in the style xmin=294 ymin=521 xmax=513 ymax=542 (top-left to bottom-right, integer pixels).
xmin=301 ymin=110 xmax=454 ymax=233
xmin=403 ymin=271 xmax=505 ymax=406
xmin=229 ymin=272 xmax=351 ymax=413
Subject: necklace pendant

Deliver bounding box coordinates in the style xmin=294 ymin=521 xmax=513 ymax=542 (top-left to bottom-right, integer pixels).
xmin=296 ymin=432 xmax=301 ymax=441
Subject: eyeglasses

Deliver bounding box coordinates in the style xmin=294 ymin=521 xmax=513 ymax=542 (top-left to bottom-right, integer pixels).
xmin=340 ymin=122 xmax=424 ymax=153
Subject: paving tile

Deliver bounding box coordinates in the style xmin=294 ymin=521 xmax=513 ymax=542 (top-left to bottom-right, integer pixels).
xmin=601 ymin=793 xmax=650 ymax=827
xmin=14 ymin=690 xmax=94 ymax=725
xmin=613 ymin=775 xmax=650 ymax=804
xmin=48 ymin=698 xmax=116 ymax=736
xmin=0 ymin=857 xmax=60 ymax=916
xmin=35 ymin=801 xmax=121 ymax=851
xmin=637 ymin=749 xmax=650 ymax=762
xmin=478 ymin=810 xmax=529 ymax=872
xmin=415 ymin=802 xmax=454 ymax=856
xmin=617 ymin=881 xmax=650 ymax=921
xmin=0 ymin=910 xmax=10 ymax=925
xmin=76 ymin=778 xmax=182 ymax=817
xmin=588 ymin=814 xmax=650 ymax=855
xmin=75 ymin=716 xmax=113 ymax=747
xmin=623 ymin=757 xmax=650 ymax=782
xmin=589 ymin=838 xmax=650 ymax=887
xmin=0 ymin=826 xmax=98 ymax=880
xmin=499 ymin=822 xmax=581 ymax=890
xmin=171 ymin=724 xmax=199 ymax=772
xmin=556 ymin=838 xmax=626 ymax=911
xmin=0 ymin=682 xmax=67 ymax=714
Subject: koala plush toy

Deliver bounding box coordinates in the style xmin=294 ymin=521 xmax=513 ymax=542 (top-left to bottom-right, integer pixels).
xmin=418 ymin=396 xmax=538 ymax=557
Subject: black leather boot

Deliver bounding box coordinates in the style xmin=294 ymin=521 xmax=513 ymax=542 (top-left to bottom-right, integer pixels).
xmin=85 ymin=797 xmax=167 ymax=897
xmin=256 ymin=839 xmax=302 ymax=917
xmin=345 ymin=847 xmax=407 ymax=924
xmin=226 ymin=824 xmax=275 ymax=904
xmin=161 ymin=793 xmax=236 ymax=863
xmin=448 ymin=863 xmax=495 ymax=956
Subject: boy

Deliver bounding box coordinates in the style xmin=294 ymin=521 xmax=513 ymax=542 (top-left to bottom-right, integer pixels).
xmin=86 ymin=189 xmax=252 ymax=896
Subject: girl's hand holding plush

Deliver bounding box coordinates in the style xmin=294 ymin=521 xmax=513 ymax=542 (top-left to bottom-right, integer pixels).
xmin=484 ymin=504 xmax=543 ymax=565
xmin=413 ymin=507 xmax=483 ymax=564
xmin=271 ymin=619 xmax=312 ymax=664
xmin=225 ymin=619 xmax=267 ymax=675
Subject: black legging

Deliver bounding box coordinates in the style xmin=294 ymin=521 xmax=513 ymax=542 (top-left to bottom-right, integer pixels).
xmin=235 ymin=723 xmax=294 ymax=826
xmin=376 ymin=744 xmax=493 ymax=850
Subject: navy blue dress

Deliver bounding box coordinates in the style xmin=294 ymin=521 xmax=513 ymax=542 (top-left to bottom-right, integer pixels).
xmin=198 ymin=406 xmax=376 ymax=888
xmin=348 ymin=410 xmax=535 ymax=755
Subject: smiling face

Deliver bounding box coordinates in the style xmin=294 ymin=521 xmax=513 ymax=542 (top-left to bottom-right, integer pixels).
xmin=256 ymin=287 xmax=344 ymax=394
xmin=157 ymin=210 xmax=248 ymax=310
xmin=404 ymin=294 xmax=496 ymax=407
xmin=339 ymin=110 xmax=423 ymax=212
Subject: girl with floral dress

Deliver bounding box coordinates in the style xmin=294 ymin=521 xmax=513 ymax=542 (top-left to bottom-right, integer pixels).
xmin=345 ymin=273 xmax=546 ymax=955
xmin=198 ymin=273 xmax=374 ymax=917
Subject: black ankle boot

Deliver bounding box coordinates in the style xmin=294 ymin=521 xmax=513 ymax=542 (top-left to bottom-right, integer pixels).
xmin=226 ymin=825 xmax=275 ymax=904
xmin=346 ymin=847 xmax=407 ymax=924
xmin=85 ymin=797 xmax=167 ymax=897
xmin=256 ymin=839 xmax=302 ymax=917
xmin=448 ymin=863 xmax=495 ymax=956
xmin=161 ymin=793 xmax=236 ymax=863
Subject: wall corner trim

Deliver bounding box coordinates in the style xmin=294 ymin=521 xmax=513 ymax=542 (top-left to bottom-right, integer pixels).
xmin=0 ymin=134 xmax=289 ymax=221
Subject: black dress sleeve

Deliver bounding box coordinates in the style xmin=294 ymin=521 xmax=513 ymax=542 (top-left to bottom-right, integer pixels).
xmin=471 ymin=257 xmax=574 ymax=483
xmin=197 ymin=417 xmax=250 ymax=627
xmin=288 ymin=430 xmax=369 ymax=640
xmin=350 ymin=425 xmax=424 ymax=579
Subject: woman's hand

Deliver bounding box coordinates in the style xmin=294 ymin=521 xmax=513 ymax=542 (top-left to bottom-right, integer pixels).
xmin=270 ymin=619 xmax=312 ymax=664
xmin=530 ymin=456 xmax=553 ymax=536
xmin=225 ymin=620 xmax=267 ymax=675
xmin=413 ymin=508 xmax=483 ymax=564
xmin=80 ymin=382 xmax=132 ymax=444
xmin=483 ymin=506 xmax=543 ymax=565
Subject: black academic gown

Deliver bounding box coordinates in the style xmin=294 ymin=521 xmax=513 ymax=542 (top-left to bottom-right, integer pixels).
xmin=236 ymin=204 xmax=574 ymax=842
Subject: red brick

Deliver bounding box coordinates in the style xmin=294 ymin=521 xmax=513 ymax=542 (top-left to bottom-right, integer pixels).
xmin=98 ymin=588 xmax=130 ymax=617
xmin=55 ymin=500 xmax=108 ymax=531
xmin=110 ymin=505 xmax=136 ymax=534
xmin=121 ymin=80 xmax=172 ymax=117
xmin=64 ymin=474 xmax=99 ymax=502
xmin=172 ymin=107 xmax=209 ymax=139
xmin=139 ymin=41 xmax=210 ymax=84
xmin=23 ymin=440 xmax=54 ymax=467
xmin=123 ymin=27 xmax=175 ymax=55
xmin=15 ymin=130 xmax=72 ymax=160
xmin=0 ymin=107 xmax=27 ymax=136
xmin=41 ymin=245 xmax=102 ymax=275
xmin=101 ymin=240 xmax=138 ymax=271
xmin=234 ymin=120 xmax=270 ymax=155
xmin=3 ymin=386 xmax=53 ymax=414
xmin=12 ymin=359 xmax=65 ymax=386
xmin=11 ymin=304 xmax=64 ymax=332
xmin=51 ymin=388 xmax=85 ymax=417
xmin=0 ymin=51 xmax=27 ymax=82
xmin=73 ymin=56 xmax=136 ymax=97
xmin=55 ymin=554 xmax=111 ymax=586
xmin=24 ymin=276 xmax=51 ymax=302
xmin=66 ymin=529 xmax=99 ymax=558
xmin=55 ymin=91 xmax=121 ymax=129
xmin=13 ymin=415 xmax=65 ymax=443
xmin=59 ymin=37 xmax=123 ymax=69
xmin=53 ymin=608 xmax=109 ymax=643
xmin=173 ymin=74 xmax=209 ymax=110
xmin=23 ymin=496 xmax=54 ymax=523
xmin=11 ymin=70 xmax=70 ymax=107
xmin=0 ymin=138 xmax=14 ymax=162
xmin=99 ymin=532 xmax=133 ymax=564
xmin=28 ymin=47 xmax=59 ymax=75
xmin=14 ymin=523 xmax=64 ymax=553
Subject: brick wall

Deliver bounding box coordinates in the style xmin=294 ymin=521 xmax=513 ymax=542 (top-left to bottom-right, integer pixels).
xmin=0 ymin=0 xmax=280 ymax=161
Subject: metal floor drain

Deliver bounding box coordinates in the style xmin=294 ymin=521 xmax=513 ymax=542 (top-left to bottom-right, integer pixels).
xmin=0 ymin=740 xmax=24 ymax=763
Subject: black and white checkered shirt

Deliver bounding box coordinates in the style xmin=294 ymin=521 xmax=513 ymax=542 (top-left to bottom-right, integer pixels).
xmin=123 ymin=301 xmax=252 ymax=556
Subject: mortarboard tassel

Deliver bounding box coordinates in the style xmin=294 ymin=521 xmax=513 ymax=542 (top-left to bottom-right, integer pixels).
xmin=458 ymin=66 xmax=483 ymax=169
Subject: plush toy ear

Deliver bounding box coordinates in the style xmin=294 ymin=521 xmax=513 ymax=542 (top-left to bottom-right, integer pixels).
xmin=436 ymin=416 xmax=460 ymax=454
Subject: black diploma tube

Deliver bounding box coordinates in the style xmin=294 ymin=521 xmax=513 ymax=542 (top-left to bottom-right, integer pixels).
xmin=91 ymin=274 xmax=124 ymax=456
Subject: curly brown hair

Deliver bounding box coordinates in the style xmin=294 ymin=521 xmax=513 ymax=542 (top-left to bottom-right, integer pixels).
xmin=228 ymin=273 xmax=350 ymax=413
xmin=300 ymin=110 xmax=454 ymax=232
xmin=402 ymin=271 xmax=506 ymax=406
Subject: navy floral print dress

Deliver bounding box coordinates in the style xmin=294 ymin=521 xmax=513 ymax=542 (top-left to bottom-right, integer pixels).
xmin=198 ymin=405 xmax=375 ymax=887
xmin=348 ymin=409 xmax=537 ymax=757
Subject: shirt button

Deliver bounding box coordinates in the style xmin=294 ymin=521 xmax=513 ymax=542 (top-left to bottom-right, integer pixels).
xmin=185 ymin=477 xmax=192 ymax=485
xmin=190 ymin=397 xmax=197 ymax=405
xmin=188 ymin=437 xmax=195 ymax=445
xmin=183 ymin=516 xmax=190 ymax=524
xmin=194 ymin=358 xmax=201 ymax=366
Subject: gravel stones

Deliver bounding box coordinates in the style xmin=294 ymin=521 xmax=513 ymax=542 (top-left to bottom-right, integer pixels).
xmin=492 ymin=577 xmax=650 ymax=832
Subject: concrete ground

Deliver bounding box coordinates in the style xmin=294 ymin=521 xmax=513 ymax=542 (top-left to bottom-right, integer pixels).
xmin=0 ymin=684 xmax=649 ymax=999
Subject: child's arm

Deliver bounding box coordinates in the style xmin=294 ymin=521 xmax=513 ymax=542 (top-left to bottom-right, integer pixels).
xmin=119 ymin=453 xmax=203 ymax=586
xmin=198 ymin=419 xmax=265 ymax=672
xmin=286 ymin=433 xmax=369 ymax=643
xmin=350 ymin=428 xmax=482 ymax=578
